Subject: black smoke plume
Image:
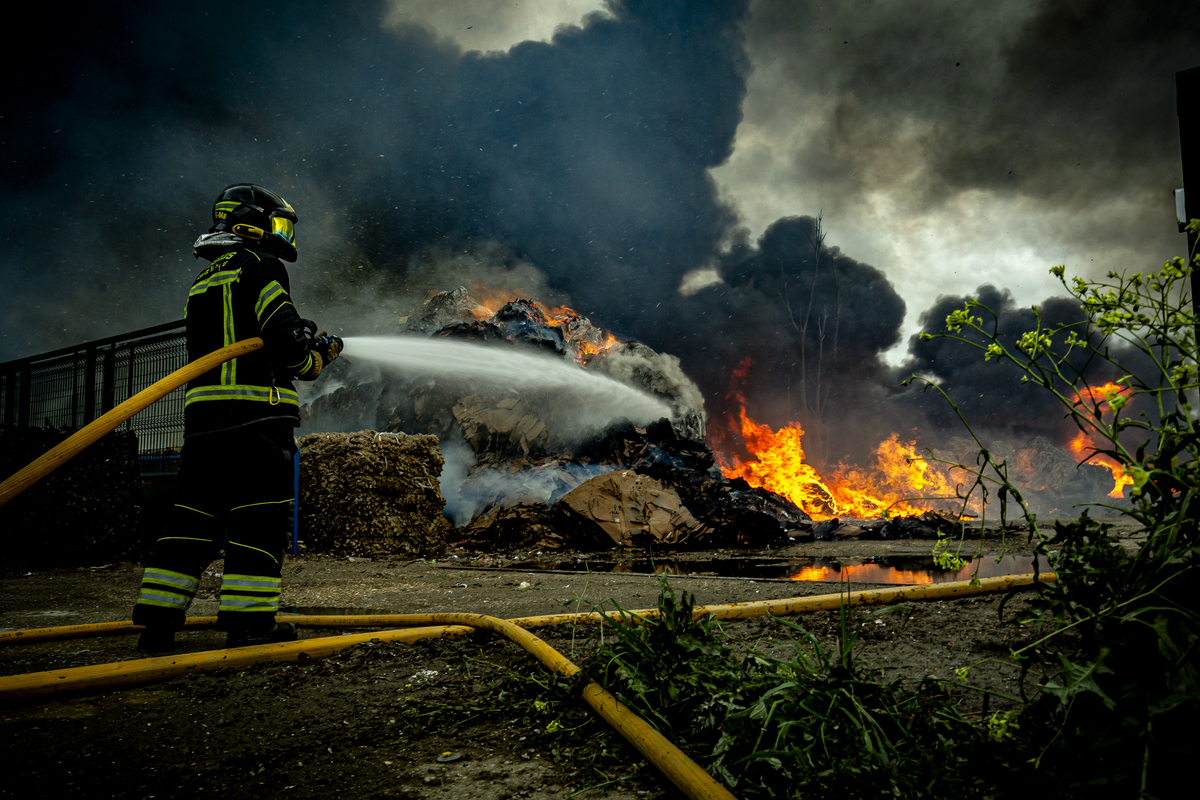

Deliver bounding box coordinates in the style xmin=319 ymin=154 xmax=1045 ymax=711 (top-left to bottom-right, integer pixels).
xmin=902 ymin=284 xmax=1159 ymax=453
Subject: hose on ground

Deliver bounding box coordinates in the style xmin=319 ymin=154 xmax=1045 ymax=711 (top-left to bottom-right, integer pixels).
xmin=0 ymin=572 xmax=1056 ymax=648
xmin=2 ymin=613 xmax=736 ymax=800
xmin=0 ymin=574 xmax=1056 ymax=800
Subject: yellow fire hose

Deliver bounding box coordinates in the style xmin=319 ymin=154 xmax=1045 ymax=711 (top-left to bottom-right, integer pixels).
xmin=0 ymin=572 xmax=1055 ymax=648
xmin=0 ymin=575 xmax=1055 ymax=800
xmin=0 ymin=338 xmax=264 ymax=508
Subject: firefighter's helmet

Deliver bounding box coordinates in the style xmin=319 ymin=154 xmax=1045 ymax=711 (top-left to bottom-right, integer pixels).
xmin=210 ymin=183 xmax=299 ymax=262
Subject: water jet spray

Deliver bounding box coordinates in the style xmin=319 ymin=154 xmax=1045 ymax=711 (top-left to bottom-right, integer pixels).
xmin=342 ymin=335 xmax=673 ymax=425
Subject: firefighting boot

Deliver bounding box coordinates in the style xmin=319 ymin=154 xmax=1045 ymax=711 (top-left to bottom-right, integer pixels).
xmin=225 ymin=622 xmax=298 ymax=649
xmin=137 ymin=627 xmax=179 ymax=654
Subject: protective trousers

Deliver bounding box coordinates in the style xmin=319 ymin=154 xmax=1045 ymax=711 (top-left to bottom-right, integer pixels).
xmin=132 ymin=424 xmax=297 ymax=635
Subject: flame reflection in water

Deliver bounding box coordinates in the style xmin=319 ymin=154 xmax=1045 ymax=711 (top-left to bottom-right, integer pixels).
xmin=507 ymin=555 xmax=1050 ymax=585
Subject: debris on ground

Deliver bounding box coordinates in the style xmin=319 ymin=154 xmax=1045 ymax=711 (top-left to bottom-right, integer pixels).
xmin=557 ymin=470 xmax=708 ymax=548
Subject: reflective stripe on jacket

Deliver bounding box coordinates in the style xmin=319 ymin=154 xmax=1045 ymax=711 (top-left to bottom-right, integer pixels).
xmin=183 ymin=248 xmax=311 ymax=435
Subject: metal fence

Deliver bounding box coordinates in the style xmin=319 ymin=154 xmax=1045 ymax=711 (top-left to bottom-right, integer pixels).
xmin=0 ymin=321 xmax=187 ymax=470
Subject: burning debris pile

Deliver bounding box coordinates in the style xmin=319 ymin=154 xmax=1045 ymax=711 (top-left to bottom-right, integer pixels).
xmin=296 ymin=288 xmax=1126 ymax=557
xmin=712 ymin=400 xmax=1126 ymax=523
xmin=297 ymin=430 xmax=447 ymax=557
xmin=300 ymin=287 xmax=808 ymax=551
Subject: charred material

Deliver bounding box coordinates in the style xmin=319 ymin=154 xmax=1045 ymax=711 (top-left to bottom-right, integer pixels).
xmin=457 ymin=502 xmax=597 ymax=552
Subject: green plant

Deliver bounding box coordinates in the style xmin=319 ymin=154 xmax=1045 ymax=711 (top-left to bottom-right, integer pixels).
xmin=907 ymin=224 xmax=1200 ymax=796
xmin=582 ymin=577 xmax=998 ymax=799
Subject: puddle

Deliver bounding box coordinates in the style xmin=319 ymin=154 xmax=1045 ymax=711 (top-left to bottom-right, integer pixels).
xmin=278 ymin=606 xmax=395 ymax=616
xmin=504 ymin=555 xmax=1051 ymax=585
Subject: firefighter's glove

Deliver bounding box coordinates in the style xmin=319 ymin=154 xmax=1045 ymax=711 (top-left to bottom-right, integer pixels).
xmin=315 ymin=332 xmax=343 ymax=364
xmin=297 ymin=350 xmax=323 ymax=381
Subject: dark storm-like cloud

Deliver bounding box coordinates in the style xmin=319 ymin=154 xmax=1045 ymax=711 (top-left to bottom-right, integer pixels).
xmin=904 ymin=286 xmax=1089 ymax=442
xmin=744 ymin=0 xmax=1198 ymax=246
xmin=748 ymin=0 xmax=1199 ymax=203
xmin=0 ymin=0 xmax=749 ymax=361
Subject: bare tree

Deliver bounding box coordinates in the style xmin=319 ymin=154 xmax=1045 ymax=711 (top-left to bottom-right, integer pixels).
xmin=779 ymin=214 xmax=841 ymax=460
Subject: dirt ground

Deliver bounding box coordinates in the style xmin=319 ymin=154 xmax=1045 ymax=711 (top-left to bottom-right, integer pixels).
xmin=0 ymin=521 xmax=1143 ymax=799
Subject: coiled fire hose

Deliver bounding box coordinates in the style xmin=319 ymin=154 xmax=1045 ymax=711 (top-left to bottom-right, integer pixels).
xmin=0 ymin=338 xmax=264 ymax=509
xmin=0 ymin=576 xmax=1055 ymax=800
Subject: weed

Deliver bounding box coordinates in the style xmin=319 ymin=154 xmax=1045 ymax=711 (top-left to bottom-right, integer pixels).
xmin=576 ymin=576 xmax=1001 ymax=799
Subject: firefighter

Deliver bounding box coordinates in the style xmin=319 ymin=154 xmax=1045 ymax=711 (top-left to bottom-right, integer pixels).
xmin=133 ymin=183 xmax=341 ymax=652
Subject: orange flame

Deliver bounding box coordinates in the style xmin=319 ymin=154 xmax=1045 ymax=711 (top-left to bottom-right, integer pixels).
xmin=1069 ymin=382 xmax=1134 ymax=498
xmin=466 ymin=285 xmax=521 ymax=318
xmin=464 ymin=287 xmax=624 ymax=364
xmin=1075 ymin=381 xmax=1130 ymax=407
xmin=1068 ymin=431 xmax=1133 ymax=498
xmin=715 ymin=406 xmax=973 ymax=521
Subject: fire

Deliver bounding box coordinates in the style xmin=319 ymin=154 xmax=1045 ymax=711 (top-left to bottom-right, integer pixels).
xmin=465 ymin=286 xmax=624 ymax=364
xmin=1068 ymin=382 xmax=1134 ymax=498
xmin=467 ymin=286 xmax=521 ymax=318
xmin=715 ymin=406 xmax=972 ymax=521
xmin=1075 ymin=381 xmax=1129 ymax=407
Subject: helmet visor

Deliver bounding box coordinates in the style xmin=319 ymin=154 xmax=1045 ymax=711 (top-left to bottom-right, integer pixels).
xmin=270 ymin=215 xmax=296 ymax=245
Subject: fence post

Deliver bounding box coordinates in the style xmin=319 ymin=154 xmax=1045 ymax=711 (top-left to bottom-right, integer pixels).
xmin=101 ymin=346 xmax=116 ymax=415
xmin=18 ymin=364 xmax=31 ymax=428
xmin=2 ymin=368 xmax=14 ymax=426
xmin=292 ymin=448 xmax=301 ymax=556
xmin=83 ymin=346 xmax=98 ymax=425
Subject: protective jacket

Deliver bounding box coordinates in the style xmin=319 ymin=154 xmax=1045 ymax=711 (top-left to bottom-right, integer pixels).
xmin=183 ymin=247 xmax=315 ymax=436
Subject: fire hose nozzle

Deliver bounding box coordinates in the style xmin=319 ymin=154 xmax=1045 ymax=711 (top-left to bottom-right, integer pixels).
xmin=314 ymin=332 xmax=343 ymax=363
xmin=298 ymin=319 xmax=342 ymax=362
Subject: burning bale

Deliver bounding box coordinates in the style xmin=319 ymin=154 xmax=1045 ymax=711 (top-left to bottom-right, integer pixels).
xmin=302 ymin=287 xmax=705 ymax=453
xmin=298 ymin=430 xmax=446 ymax=557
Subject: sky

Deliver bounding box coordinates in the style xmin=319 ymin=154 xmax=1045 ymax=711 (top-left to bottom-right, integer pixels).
xmin=1 ymin=0 xmax=1195 ymax=462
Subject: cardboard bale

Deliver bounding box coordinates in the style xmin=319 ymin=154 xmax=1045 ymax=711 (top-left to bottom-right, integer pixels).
xmin=557 ymin=470 xmax=708 ymax=548
xmin=298 ymin=430 xmax=446 ymax=557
